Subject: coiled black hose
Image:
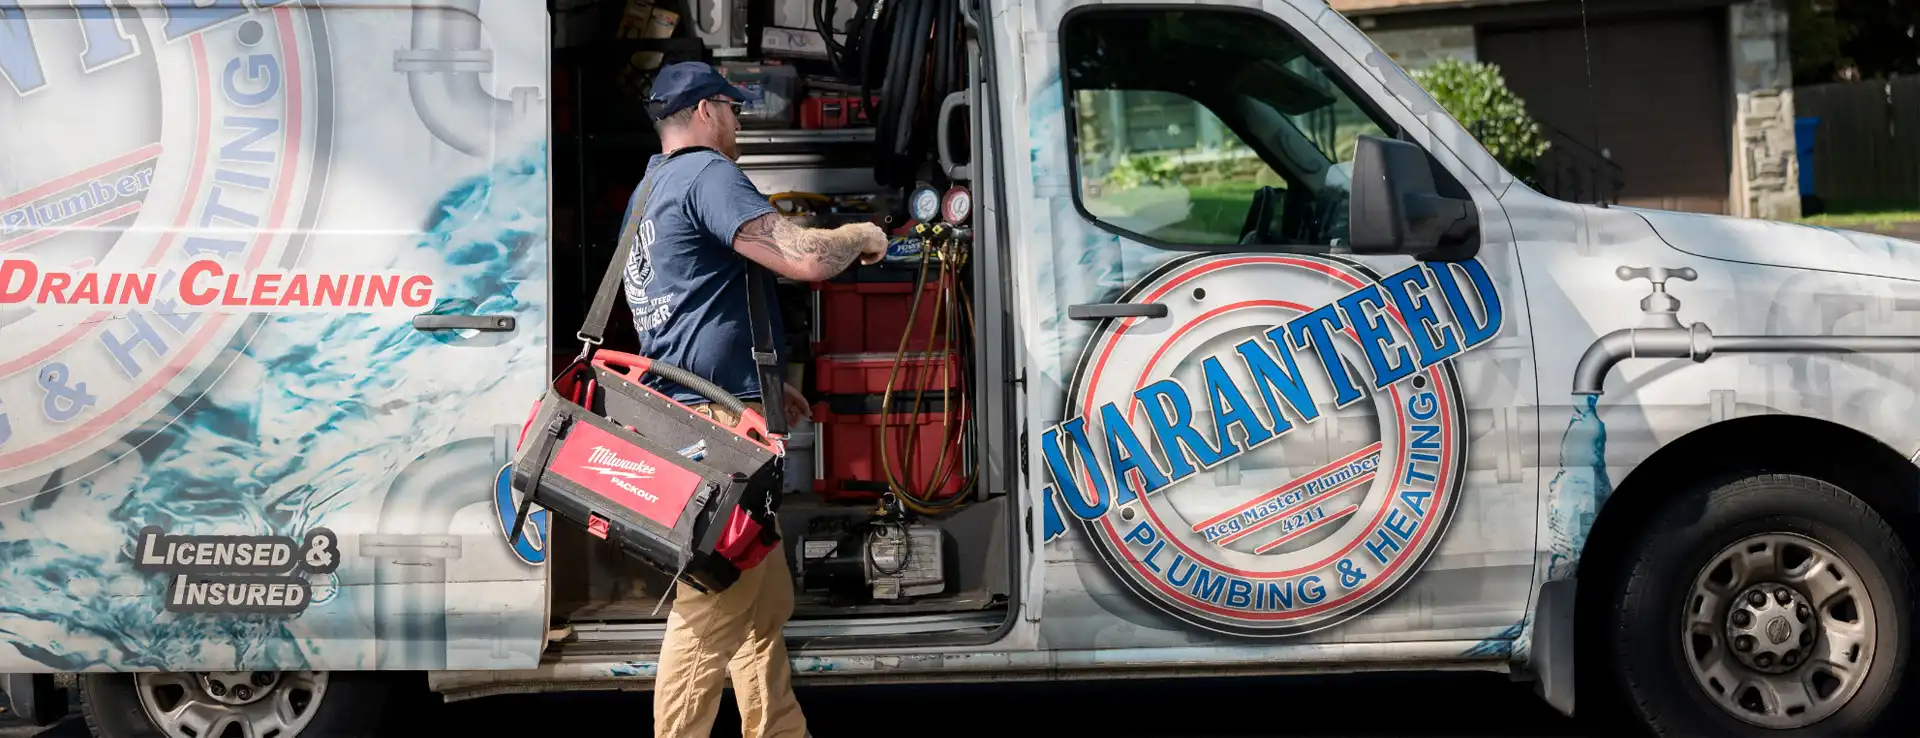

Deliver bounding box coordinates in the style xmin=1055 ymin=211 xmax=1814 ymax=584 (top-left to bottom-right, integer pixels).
xmin=817 ymin=0 xmax=967 ymax=190
xmin=879 ymin=0 xmax=931 ymax=186
xmin=815 ymin=0 xmax=878 ymax=82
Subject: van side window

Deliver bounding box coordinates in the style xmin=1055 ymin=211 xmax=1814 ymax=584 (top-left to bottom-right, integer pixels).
xmin=1062 ymin=8 xmax=1395 ymax=249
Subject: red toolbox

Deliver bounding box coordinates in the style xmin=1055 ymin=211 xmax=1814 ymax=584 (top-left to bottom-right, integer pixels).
xmin=810 ymin=352 xmax=968 ymax=503
xmin=814 ymin=352 xmax=960 ymax=397
xmin=799 ymin=95 xmax=877 ymax=129
xmin=815 ymin=281 xmax=951 ymax=355
xmin=812 ymin=405 xmax=969 ymax=503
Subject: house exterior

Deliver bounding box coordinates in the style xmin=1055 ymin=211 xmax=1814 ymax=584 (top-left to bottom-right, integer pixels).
xmin=1333 ymin=0 xmax=1800 ymax=221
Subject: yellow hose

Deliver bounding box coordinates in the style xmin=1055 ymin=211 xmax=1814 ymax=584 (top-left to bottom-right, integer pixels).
xmin=768 ymin=191 xmax=832 ymax=216
xmin=876 ymin=226 xmax=976 ymax=515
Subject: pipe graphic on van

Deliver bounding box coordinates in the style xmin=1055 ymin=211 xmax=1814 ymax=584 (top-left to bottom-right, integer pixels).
xmin=398 ymin=0 xmax=545 ymax=156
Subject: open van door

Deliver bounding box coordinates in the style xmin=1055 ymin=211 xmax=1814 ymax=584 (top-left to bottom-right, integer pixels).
xmin=0 ymin=0 xmax=552 ymax=687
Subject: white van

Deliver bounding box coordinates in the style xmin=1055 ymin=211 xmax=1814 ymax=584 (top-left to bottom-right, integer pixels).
xmin=2 ymin=1 xmax=1917 ymax=736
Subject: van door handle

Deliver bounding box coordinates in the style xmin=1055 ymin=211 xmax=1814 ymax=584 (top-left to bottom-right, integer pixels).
xmin=412 ymin=314 xmax=517 ymax=332
xmin=1068 ymin=303 xmax=1167 ymax=321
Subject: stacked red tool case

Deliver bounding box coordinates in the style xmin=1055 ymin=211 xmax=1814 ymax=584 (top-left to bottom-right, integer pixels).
xmin=808 ymin=259 xmax=968 ymax=505
xmin=813 ymin=279 xmax=946 ymax=355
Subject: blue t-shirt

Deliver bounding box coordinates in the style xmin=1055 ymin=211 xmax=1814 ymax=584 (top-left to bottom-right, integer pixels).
xmin=620 ymin=148 xmax=782 ymax=405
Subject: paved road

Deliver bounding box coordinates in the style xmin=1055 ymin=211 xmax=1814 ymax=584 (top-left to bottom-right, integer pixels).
xmin=4 ymin=672 xmax=1594 ymax=736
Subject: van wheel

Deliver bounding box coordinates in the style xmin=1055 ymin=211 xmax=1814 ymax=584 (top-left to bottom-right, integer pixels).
xmin=1606 ymin=473 xmax=1916 ymax=736
xmin=80 ymin=670 xmax=401 ymax=738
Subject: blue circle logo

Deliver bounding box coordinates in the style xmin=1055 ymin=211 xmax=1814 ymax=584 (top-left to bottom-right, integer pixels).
xmin=492 ymin=463 xmax=548 ymax=565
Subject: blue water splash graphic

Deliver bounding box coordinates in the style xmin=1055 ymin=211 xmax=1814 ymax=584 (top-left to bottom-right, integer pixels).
xmin=0 ymin=144 xmax=549 ymax=671
xmin=606 ymin=661 xmax=654 ymax=678
xmin=1494 ymin=396 xmax=1614 ymax=666
xmin=1028 ymin=72 xmax=1064 ymax=183
xmin=1545 ymin=395 xmax=1611 ymax=580
xmin=1461 ymin=617 xmax=1528 ymax=658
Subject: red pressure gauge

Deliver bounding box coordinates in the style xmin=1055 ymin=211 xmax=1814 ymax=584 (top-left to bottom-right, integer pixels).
xmin=940 ymin=186 xmax=972 ymax=226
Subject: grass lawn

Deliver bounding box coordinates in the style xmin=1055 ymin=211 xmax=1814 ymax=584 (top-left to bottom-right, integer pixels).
xmin=1789 ymin=205 xmax=1920 ymax=240
xmin=1184 ymin=182 xmax=1264 ymax=236
xmin=1794 ymin=207 xmax=1920 ymax=234
xmin=1088 ymin=181 xmax=1265 ymax=243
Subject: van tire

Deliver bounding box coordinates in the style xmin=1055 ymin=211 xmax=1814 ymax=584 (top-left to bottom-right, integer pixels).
xmin=1605 ymin=473 xmax=1916 ymax=736
xmin=79 ymin=671 xmax=408 ymax=738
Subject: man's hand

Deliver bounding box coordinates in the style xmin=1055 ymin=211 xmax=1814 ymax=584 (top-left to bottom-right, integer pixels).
xmin=781 ymin=381 xmax=812 ymax=424
xmin=850 ymin=222 xmax=890 ymax=265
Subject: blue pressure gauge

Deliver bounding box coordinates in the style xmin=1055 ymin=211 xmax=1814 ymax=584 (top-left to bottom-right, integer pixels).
xmin=909 ymin=186 xmax=941 ymax=223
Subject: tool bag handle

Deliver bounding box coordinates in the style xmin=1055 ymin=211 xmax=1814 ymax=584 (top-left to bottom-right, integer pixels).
xmin=577 ymin=145 xmax=788 ymax=437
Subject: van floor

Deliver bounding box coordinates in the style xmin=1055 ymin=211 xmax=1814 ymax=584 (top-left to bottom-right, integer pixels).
xmin=551 ymin=495 xmax=1012 ymax=624
xmin=563 ymin=590 xmax=1004 ymax=622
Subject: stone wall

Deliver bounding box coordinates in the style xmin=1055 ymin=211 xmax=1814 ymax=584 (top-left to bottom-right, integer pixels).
xmin=1730 ymin=0 xmax=1801 ymax=220
xmin=1366 ymin=25 xmax=1477 ymax=71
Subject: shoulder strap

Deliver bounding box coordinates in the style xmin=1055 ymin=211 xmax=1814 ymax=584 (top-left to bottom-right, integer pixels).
xmin=576 ymin=147 xmax=789 ymax=437
xmin=744 ymin=263 xmax=787 ymax=436
xmin=578 ymin=146 xmax=715 ymax=348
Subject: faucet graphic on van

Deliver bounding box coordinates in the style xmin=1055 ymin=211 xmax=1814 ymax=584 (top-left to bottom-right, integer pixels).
xmin=1572 ymin=265 xmax=1920 ymax=396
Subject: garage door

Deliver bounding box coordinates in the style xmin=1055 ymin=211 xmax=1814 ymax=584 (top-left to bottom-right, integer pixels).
xmin=1480 ymin=12 xmax=1731 ymax=214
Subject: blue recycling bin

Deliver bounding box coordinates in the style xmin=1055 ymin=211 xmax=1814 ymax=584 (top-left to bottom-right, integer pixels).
xmin=1795 ymin=117 xmax=1820 ymax=196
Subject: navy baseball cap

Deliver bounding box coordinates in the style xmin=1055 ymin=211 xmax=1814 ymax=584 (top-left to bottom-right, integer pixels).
xmin=646 ymin=62 xmax=759 ymax=120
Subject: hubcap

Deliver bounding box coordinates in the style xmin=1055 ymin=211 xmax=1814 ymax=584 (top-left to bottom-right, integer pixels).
xmin=1726 ymin=584 xmax=1813 ymax=673
xmin=197 ymin=672 xmax=279 ymax=707
xmin=136 ymin=670 xmax=327 ymax=738
xmin=1682 ymin=533 xmax=1875 ymax=729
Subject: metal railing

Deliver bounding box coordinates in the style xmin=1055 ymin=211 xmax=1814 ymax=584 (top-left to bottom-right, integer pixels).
xmin=1470 ymin=117 xmax=1625 ymax=206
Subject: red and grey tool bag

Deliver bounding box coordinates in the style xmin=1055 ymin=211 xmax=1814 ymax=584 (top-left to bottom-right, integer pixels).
xmin=507 ymin=147 xmax=789 ymax=594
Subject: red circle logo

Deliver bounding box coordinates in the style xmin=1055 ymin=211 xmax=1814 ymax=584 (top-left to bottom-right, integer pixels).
xmin=1044 ymin=253 xmax=1502 ymax=636
xmin=0 ymin=7 xmax=331 ymax=489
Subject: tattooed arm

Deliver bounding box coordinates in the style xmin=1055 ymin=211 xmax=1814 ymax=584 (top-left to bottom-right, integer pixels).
xmin=682 ymin=157 xmax=888 ymax=280
xmin=731 ymin=213 xmax=889 ymax=282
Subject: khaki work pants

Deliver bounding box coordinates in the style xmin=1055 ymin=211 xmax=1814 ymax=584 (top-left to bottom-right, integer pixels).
xmin=654 ymin=401 xmax=808 ymax=738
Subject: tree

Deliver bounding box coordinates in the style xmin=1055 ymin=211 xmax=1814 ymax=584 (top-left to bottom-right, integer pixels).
xmin=1408 ymin=58 xmax=1552 ymax=182
xmin=1791 ymin=0 xmax=1920 ymax=85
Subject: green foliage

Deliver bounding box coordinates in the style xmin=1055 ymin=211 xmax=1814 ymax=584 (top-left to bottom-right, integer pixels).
xmin=1103 ymin=150 xmax=1286 ymax=193
xmin=1408 ymin=58 xmax=1551 ymax=180
xmin=1176 ymin=149 xmax=1286 ymax=188
xmin=1106 ymin=153 xmax=1181 ymax=190
xmin=1790 ymin=0 xmax=1920 ymax=85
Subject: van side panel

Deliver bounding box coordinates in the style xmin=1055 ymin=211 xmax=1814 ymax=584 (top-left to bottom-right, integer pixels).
xmin=1510 ymin=188 xmax=1920 ymax=588
xmin=0 ymin=0 xmax=551 ymax=672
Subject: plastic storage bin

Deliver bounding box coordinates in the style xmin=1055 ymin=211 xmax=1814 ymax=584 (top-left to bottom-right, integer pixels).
xmin=812 ymin=406 xmax=969 ymax=504
xmin=814 ymin=352 xmax=960 ymax=395
xmin=719 ymin=62 xmax=799 ymax=128
xmin=1795 ymin=117 xmax=1820 ymax=196
xmin=815 ymin=281 xmax=951 ymax=355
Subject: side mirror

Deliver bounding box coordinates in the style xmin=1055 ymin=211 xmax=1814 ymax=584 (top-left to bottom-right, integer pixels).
xmin=1348 ymin=135 xmax=1478 ymax=259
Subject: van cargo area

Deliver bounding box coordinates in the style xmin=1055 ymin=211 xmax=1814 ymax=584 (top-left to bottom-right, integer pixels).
xmin=537 ymin=0 xmax=1009 ymax=648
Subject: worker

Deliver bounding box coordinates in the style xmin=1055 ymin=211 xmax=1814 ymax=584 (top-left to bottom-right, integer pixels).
xmin=623 ymin=61 xmax=889 ymax=738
